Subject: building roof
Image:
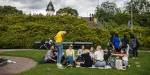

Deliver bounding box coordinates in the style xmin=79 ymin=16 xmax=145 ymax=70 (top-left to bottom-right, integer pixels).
xmin=46 ymin=0 xmax=55 ymax=12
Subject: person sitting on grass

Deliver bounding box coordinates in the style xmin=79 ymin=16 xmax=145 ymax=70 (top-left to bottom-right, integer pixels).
xmin=76 ymin=49 xmax=93 ymax=67
xmin=77 ymin=45 xmax=85 ymax=56
xmin=89 ymin=47 xmax=95 ymax=62
xmin=44 ymin=46 xmax=57 ymax=63
xmin=65 ymin=44 xmax=75 ymax=66
xmin=94 ymin=45 xmax=106 ymax=67
xmin=121 ymin=44 xmax=129 ymax=69
xmin=76 ymin=45 xmax=85 ymax=65
xmin=112 ymin=45 xmax=129 ymax=70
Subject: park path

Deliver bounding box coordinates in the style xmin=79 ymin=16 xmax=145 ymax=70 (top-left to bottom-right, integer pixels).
xmin=0 ymin=56 xmax=37 ymax=75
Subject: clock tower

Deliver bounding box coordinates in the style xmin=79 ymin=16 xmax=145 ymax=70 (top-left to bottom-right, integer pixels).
xmin=46 ymin=0 xmax=55 ymax=16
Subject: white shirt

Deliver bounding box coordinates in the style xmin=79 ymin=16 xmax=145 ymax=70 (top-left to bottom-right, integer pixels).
xmin=94 ymin=50 xmax=104 ymax=61
xmin=122 ymin=44 xmax=129 ymax=61
xmin=44 ymin=50 xmax=51 ymax=61
xmin=77 ymin=49 xmax=84 ymax=56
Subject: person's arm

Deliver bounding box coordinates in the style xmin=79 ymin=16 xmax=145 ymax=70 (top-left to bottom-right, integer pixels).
xmin=73 ymin=50 xmax=75 ymax=60
xmin=77 ymin=49 xmax=80 ymax=56
xmin=66 ymin=49 xmax=68 ymax=56
xmin=112 ymin=53 xmax=125 ymax=57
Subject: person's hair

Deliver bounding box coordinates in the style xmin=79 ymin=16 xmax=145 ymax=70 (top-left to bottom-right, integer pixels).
xmin=114 ymin=33 xmax=118 ymax=37
xmin=69 ymin=44 xmax=73 ymax=48
xmin=130 ymin=34 xmax=135 ymax=39
xmin=50 ymin=46 xmax=55 ymax=50
xmin=83 ymin=49 xmax=90 ymax=54
xmin=81 ymin=45 xmax=85 ymax=49
xmin=96 ymin=45 xmax=102 ymax=51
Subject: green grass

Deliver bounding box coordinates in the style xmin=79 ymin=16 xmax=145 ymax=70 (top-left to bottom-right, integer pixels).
xmin=0 ymin=50 xmax=150 ymax=75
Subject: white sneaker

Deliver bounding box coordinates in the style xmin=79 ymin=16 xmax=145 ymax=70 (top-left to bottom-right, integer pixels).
xmin=76 ymin=65 xmax=80 ymax=68
xmin=7 ymin=60 xmax=16 ymax=63
xmin=105 ymin=65 xmax=112 ymax=69
xmin=57 ymin=64 xmax=64 ymax=69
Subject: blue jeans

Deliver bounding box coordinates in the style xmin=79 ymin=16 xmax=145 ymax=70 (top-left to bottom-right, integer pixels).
xmin=123 ymin=60 xmax=128 ymax=66
xmin=56 ymin=43 xmax=63 ymax=64
xmin=66 ymin=56 xmax=73 ymax=65
xmin=95 ymin=61 xmax=106 ymax=67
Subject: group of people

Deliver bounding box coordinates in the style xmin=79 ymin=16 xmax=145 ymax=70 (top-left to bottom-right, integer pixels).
xmin=43 ymin=31 xmax=139 ymax=70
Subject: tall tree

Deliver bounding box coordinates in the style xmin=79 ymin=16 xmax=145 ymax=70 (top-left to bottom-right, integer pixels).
xmin=126 ymin=0 xmax=150 ymax=14
xmin=0 ymin=6 xmax=23 ymax=16
xmin=56 ymin=7 xmax=78 ymax=16
xmin=95 ymin=1 xmax=120 ymax=22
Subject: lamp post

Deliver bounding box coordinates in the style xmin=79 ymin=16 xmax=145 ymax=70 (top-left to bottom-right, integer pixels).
xmin=131 ymin=0 xmax=133 ymax=31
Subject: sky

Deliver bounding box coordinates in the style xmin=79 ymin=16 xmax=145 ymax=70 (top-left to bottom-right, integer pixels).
xmin=0 ymin=0 xmax=129 ymax=17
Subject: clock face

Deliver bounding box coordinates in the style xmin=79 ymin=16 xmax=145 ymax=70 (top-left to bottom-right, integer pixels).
xmin=48 ymin=6 xmax=52 ymax=10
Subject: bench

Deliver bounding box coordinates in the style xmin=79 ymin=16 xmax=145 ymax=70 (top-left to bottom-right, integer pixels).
xmin=33 ymin=41 xmax=93 ymax=50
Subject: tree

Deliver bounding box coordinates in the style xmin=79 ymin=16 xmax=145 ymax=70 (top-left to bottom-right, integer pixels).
xmin=95 ymin=1 xmax=120 ymax=22
xmin=125 ymin=0 xmax=150 ymax=27
xmin=0 ymin=6 xmax=23 ymax=16
xmin=126 ymin=0 xmax=150 ymax=14
xmin=56 ymin=7 xmax=78 ymax=16
xmin=101 ymin=1 xmax=120 ymax=15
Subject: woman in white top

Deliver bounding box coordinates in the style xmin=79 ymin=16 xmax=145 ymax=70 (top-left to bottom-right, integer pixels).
xmin=77 ymin=45 xmax=85 ymax=56
xmin=89 ymin=47 xmax=95 ymax=61
xmin=94 ymin=45 xmax=106 ymax=67
xmin=66 ymin=44 xmax=75 ymax=66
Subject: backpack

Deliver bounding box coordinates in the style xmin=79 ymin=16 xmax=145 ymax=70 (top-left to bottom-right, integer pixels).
xmin=115 ymin=59 xmax=123 ymax=70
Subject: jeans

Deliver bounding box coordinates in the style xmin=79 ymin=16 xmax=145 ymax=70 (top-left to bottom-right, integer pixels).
xmin=95 ymin=61 xmax=106 ymax=67
xmin=66 ymin=56 xmax=73 ymax=65
xmin=56 ymin=43 xmax=63 ymax=64
xmin=133 ymin=47 xmax=138 ymax=57
xmin=123 ymin=60 xmax=128 ymax=66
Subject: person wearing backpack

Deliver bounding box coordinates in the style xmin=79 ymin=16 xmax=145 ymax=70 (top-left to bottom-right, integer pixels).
xmin=130 ymin=34 xmax=139 ymax=58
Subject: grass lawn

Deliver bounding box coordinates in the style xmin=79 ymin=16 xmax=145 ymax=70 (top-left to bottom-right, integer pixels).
xmin=0 ymin=50 xmax=150 ymax=75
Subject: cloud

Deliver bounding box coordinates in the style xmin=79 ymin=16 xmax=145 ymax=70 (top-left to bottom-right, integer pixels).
xmin=0 ymin=0 xmax=128 ymax=17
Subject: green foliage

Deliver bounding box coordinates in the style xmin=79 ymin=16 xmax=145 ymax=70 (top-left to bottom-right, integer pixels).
xmin=95 ymin=1 xmax=120 ymax=22
xmin=56 ymin=7 xmax=78 ymax=16
xmin=0 ymin=5 xmax=149 ymax=48
xmin=126 ymin=0 xmax=150 ymax=14
xmin=0 ymin=6 xmax=23 ymax=16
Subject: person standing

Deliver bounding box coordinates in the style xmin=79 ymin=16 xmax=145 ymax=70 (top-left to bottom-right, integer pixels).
xmin=121 ymin=35 xmax=129 ymax=51
xmin=54 ymin=31 xmax=67 ymax=69
xmin=130 ymin=34 xmax=139 ymax=58
xmin=112 ymin=33 xmax=121 ymax=53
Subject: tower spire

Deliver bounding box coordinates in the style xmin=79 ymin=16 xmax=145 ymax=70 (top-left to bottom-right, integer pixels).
xmin=46 ymin=0 xmax=55 ymax=16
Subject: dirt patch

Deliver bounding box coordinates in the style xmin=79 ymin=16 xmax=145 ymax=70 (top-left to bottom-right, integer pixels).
xmin=0 ymin=56 xmax=37 ymax=75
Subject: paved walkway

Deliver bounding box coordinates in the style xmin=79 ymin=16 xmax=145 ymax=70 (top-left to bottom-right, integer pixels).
xmin=0 ymin=56 xmax=37 ymax=75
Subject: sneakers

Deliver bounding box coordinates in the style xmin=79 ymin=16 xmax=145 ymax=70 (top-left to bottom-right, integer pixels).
xmin=67 ymin=64 xmax=72 ymax=67
xmin=57 ymin=63 xmax=65 ymax=69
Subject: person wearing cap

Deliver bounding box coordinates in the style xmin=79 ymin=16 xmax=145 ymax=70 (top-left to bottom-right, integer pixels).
xmin=65 ymin=44 xmax=75 ymax=66
xmin=54 ymin=31 xmax=67 ymax=69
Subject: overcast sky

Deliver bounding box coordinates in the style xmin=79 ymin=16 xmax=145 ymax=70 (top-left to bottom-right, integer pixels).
xmin=0 ymin=0 xmax=129 ymax=17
